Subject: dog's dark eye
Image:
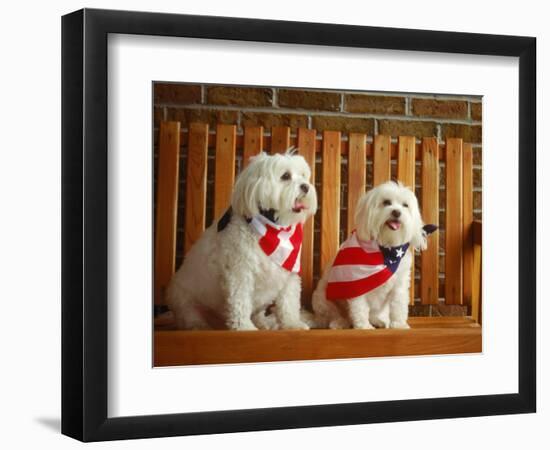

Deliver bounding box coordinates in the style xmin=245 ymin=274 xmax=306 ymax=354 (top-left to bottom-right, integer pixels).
xmin=280 ymin=172 xmax=291 ymax=181
xmin=403 ymin=202 xmax=409 ymax=208
xmin=382 ymin=199 xmax=391 ymax=206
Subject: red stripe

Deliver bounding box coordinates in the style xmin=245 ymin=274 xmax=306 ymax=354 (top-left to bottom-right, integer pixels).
xmin=282 ymin=224 xmax=303 ymax=271
xmin=326 ymin=267 xmax=393 ymax=300
xmin=332 ymin=247 xmax=384 ymax=266
xmin=258 ymin=224 xmax=281 ymax=255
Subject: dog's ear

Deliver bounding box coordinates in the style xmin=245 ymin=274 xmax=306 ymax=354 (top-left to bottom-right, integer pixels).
xmin=232 ymin=155 xmax=267 ymax=218
xmin=412 ymin=224 xmax=437 ymax=251
xmin=423 ymin=224 xmax=438 ymax=235
xmin=285 ymin=146 xmax=298 ymax=156
xmin=410 ymin=204 xmax=429 ymax=251
xmin=354 ymin=188 xmax=377 ymax=240
xmin=248 ymin=151 xmax=268 ymax=165
xmin=411 ymin=228 xmax=428 ymax=251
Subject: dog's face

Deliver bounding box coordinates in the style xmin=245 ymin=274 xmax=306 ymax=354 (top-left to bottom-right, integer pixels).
xmin=232 ymin=151 xmax=318 ymax=226
xmin=355 ymin=181 xmax=426 ymax=250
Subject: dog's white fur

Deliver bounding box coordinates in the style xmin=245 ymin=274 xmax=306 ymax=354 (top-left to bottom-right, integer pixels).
xmin=167 ymin=151 xmax=317 ymax=331
xmin=312 ymin=181 xmax=427 ymax=330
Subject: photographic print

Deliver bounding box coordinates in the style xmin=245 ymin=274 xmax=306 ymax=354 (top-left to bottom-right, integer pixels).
xmin=62 ymin=9 xmax=535 ymax=441
xmin=152 ymin=83 xmax=483 ymax=366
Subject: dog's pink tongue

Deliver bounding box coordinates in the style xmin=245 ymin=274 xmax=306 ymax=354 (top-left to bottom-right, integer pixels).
xmin=387 ymin=220 xmax=401 ymax=230
xmin=293 ymin=201 xmax=306 ymax=212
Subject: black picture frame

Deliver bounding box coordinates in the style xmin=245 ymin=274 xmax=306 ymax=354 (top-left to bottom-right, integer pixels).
xmin=61 ymin=8 xmax=536 ymax=442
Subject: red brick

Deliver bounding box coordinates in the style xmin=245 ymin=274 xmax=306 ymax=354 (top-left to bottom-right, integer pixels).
xmin=442 ymin=124 xmax=482 ymax=143
xmin=366 ymin=162 xmax=373 ymax=183
xmin=378 ymin=120 xmax=437 ymax=137
xmin=207 ymin=86 xmax=272 ymax=107
xmin=415 ymin=187 xmax=421 ymax=202
xmin=165 ymin=107 xmax=238 ymax=128
xmin=312 ymin=116 xmax=374 ymax=134
xmin=473 ymin=168 xmax=482 ymax=188
xmin=415 ymin=164 xmax=421 ymax=181
xmin=241 ymin=112 xmax=308 ymax=129
xmin=439 ymin=210 xmax=445 ymax=228
xmin=411 ymin=99 xmax=468 ymax=119
xmin=471 ymin=102 xmax=482 ymax=121
xmin=473 ymin=147 xmax=482 ymax=165
xmin=473 ymin=191 xmax=482 ymax=210
xmin=278 ymin=89 xmax=340 ymax=111
xmin=440 ymin=162 xmax=446 ymax=185
xmin=345 ymin=95 xmax=405 ymax=114
xmin=154 ymin=83 xmax=201 ymax=104
xmin=438 ymin=190 xmax=446 ymax=210
xmin=414 ymin=259 xmax=421 ymax=278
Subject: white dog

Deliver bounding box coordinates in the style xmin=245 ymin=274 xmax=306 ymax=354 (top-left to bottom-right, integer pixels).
xmin=167 ymin=150 xmax=317 ymax=331
xmin=312 ymin=181 xmax=434 ymax=330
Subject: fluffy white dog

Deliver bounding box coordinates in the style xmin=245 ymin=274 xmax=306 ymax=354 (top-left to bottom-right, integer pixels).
xmin=167 ymin=151 xmax=317 ymax=331
xmin=312 ymin=181 xmax=434 ymax=330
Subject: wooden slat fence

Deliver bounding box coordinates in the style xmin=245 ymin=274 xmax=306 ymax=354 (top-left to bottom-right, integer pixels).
xmin=154 ymin=122 xmax=479 ymax=318
xmin=154 ymin=122 xmax=181 ymax=305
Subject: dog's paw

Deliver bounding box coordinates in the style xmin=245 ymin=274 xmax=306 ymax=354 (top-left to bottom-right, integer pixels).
xmin=282 ymin=321 xmax=310 ymax=330
xmin=329 ymin=318 xmax=350 ymax=329
xmin=353 ymin=323 xmax=375 ymax=330
xmin=370 ymin=317 xmax=389 ymax=329
xmin=227 ymin=319 xmax=258 ymax=331
xmin=253 ymin=312 xmax=279 ymax=330
xmin=389 ymin=321 xmax=410 ymax=329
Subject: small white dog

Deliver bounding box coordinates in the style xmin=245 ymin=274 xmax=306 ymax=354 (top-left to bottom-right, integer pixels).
xmin=167 ymin=150 xmax=317 ymax=331
xmin=312 ymin=181 xmax=434 ymax=330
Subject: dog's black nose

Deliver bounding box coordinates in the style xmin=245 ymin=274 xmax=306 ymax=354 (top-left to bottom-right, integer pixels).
xmin=391 ymin=209 xmax=401 ymax=218
xmin=300 ymin=183 xmax=309 ymax=194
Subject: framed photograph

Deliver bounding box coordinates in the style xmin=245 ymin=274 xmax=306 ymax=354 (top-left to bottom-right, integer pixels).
xmin=62 ymin=8 xmax=536 ymax=442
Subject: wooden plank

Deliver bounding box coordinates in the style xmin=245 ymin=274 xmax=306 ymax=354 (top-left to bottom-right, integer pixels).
xmin=396 ymin=136 xmax=416 ymax=190
xmin=462 ymin=143 xmax=474 ymax=308
xmin=472 ymin=220 xmax=482 ymax=324
xmin=243 ymin=126 xmax=263 ymax=168
xmin=155 ymin=313 xmax=480 ymax=331
xmin=321 ymin=131 xmax=341 ymax=273
xmin=297 ymin=128 xmax=317 ymax=307
xmin=181 ymin=130 xmax=462 ymax=160
xmin=154 ymin=325 xmax=481 ymax=366
xmin=407 ymin=316 xmax=479 ymax=328
xmin=397 ymin=136 xmax=417 ymax=305
xmin=271 ymin=126 xmax=291 ymax=154
xmin=420 ymin=138 xmax=439 ymax=305
xmin=373 ymin=134 xmax=391 ymax=186
xmin=154 ymin=121 xmax=181 ymax=305
xmin=445 ymin=138 xmax=464 ymax=305
xmin=347 ymin=133 xmax=367 ymax=236
xmin=213 ymin=124 xmax=237 ymax=220
xmin=184 ymin=123 xmax=208 ymax=253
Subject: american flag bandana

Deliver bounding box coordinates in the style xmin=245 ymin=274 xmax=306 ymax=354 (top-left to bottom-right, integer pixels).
xmin=248 ymin=214 xmax=303 ymax=273
xmin=326 ymin=231 xmax=410 ymax=301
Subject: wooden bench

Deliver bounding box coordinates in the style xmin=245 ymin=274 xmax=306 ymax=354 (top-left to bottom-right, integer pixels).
xmin=153 ymin=121 xmax=482 ymax=366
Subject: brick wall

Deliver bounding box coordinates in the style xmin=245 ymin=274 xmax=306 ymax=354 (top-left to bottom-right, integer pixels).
xmin=153 ymin=82 xmax=482 ymax=307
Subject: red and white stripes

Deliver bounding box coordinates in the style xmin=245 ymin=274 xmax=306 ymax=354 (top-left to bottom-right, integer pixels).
xmin=249 ymin=215 xmax=303 ymax=273
xmin=326 ymin=232 xmax=393 ymax=300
